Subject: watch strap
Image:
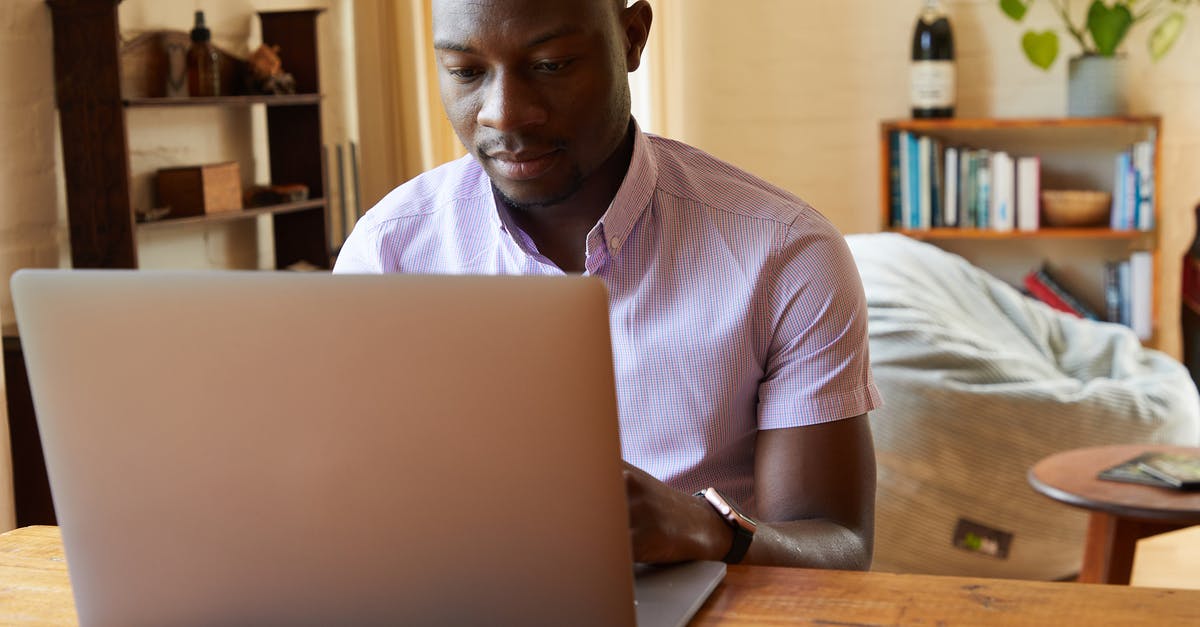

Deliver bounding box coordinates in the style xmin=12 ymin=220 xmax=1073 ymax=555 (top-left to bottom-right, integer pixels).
xmin=694 ymin=488 xmax=756 ymax=565
xmin=722 ymin=523 xmax=754 ymax=564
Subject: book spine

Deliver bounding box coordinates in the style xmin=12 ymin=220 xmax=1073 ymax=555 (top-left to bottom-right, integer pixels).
xmin=1031 ymin=267 xmax=1102 ymax=320
xmin=944 ymin=146 xmax=959 ymax=228
xmin=1136 ymin=137 xmax=1155 ymax=231
xmin=889 ymin=131 xmax=902 ymax=228
xmin=976 ymin=150 xmax=991 ymax=229
xmin=964 ymin=150 xmax=979 ymax=228
xmin=906 ymin=132 xmax=920 ymax=228
xmin=1105 ymin=260 xmax=1121 ymax=323
xmin=918 ymin=135 xmax=932 ymax=230
xmin=931 ymin=137 xmax=944 ymax=228
xmin=1118 ymin=259 xmax=1132 ymax=326
xmin=958 ymin=148 xmax=970 ymax=228
xmin=1016 ymin=156 xmax=1040 ymax=232
xmin=990 ymin=151 xmax=1014 ymax=232
xmin=1024 ymin=272 xmax=1085 ymax=318
xmin=1111 ymin=153 xmax=1125 ymax=230
xmin=1130 ymin=251 xmax=1153 ymax=340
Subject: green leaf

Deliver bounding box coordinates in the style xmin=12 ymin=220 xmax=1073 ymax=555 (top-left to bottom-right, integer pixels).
xmin=1022 ymin=30 xmax=1060 ymax=69
xmin=1149 ymin=11 xmax=1186 ymax=60
xmin=1087 ymin=0 xmax=1134 ymax=56
xmin=1001 ymin=0 xmax=1029 ymax=21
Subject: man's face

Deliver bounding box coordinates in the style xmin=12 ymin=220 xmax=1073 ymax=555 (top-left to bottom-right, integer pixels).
xmin=432 ymin=0 xmax=637 ymax=210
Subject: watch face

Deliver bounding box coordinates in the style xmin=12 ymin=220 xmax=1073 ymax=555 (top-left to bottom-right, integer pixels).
xmin=700 ymin=488 xmax=757 ymax=531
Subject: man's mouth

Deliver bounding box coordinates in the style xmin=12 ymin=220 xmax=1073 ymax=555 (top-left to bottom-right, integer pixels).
xmin=485 ymin=149 xmax=561 ymax=182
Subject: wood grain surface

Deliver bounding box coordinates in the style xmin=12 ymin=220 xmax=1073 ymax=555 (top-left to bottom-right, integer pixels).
xmin=4 ymin=526 xmax=1199 ymax=626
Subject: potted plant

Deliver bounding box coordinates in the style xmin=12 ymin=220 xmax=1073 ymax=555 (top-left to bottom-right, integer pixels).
xmin=1000 ymin=0 xmax=1197 ymax=115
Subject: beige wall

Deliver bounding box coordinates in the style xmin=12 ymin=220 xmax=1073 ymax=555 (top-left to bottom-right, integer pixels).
xmin=650 ymin=0 xmax=1199 ymax=358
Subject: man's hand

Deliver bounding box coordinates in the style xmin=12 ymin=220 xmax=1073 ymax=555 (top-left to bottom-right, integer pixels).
xmin=622 ymin=461 xmax=731 ymax=564
xmin=624 ymin=415 xmax=876 ymax=569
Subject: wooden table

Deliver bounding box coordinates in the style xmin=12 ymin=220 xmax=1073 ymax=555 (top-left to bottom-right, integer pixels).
xmin=3 ymin=527 xmax=1198 ymax=626
xmin=1028 ymin=444 xmax=1200 ymax=585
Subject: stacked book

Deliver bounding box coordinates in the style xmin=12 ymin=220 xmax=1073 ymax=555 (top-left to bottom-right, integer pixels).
xmin=888 ymin=131 xmax=1155 ymax=233
xmin=1022 ymin=254 xmax=1153 ymax=340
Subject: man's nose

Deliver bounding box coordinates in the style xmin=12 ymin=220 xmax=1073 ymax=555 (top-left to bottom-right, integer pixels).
xmin=476 ymin=70 xmax=549 ymax=132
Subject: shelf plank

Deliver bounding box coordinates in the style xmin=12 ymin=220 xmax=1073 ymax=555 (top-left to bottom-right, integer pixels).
xmin=893 ymin=228 xmax=1155 ymax=241
xmin=136 ymin=199 xmax=326 ymax=230
xmin=882 ymin=116 xmax=1161 ymax=132
xmin=123 ymin=94 xmax=322 ymax=108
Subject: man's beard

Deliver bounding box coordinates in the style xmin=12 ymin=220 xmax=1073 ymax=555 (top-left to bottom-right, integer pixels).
xmin=491 ymin=164 xmax=585 ymax=211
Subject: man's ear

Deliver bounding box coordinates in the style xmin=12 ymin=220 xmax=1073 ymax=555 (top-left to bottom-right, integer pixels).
xmin=621 ymin=1 xmax=653 ymax=72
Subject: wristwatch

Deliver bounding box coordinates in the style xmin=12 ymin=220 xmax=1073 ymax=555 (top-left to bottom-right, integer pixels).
xmin=694 ymin=487 xmax=757 ymax=564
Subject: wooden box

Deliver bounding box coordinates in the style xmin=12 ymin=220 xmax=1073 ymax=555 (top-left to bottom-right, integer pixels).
xmin=156 ymin=162 xmax=244 ymax=218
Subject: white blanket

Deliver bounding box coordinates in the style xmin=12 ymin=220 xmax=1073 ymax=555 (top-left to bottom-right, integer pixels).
xmin=847 ymin=233 xmax=1199 ymax=580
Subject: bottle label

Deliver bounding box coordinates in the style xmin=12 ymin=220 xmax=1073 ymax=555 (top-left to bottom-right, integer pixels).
xmin=911 ymin=61 xmax=956 ymax=108
xmin=1185 ymin=257 xmax=1200 ymax=315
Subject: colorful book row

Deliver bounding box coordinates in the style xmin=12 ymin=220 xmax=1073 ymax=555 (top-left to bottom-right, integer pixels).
xmin=887 ymin=131 xmax=1155 ymax=232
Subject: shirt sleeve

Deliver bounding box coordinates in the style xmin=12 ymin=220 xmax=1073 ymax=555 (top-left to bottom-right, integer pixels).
xmin=757 ymin=212 xmax=882 ymax=429
xmin=332 ymin=216 xmax=383 ymax=275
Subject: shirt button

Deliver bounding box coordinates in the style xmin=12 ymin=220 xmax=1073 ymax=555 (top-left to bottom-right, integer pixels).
xmin=609 ymin=236 xmax=621 ymax=251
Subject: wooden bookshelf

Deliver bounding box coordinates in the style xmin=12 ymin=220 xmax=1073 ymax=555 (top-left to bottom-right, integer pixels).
xmin=879 ymin=116 xmax=1162 ymax=345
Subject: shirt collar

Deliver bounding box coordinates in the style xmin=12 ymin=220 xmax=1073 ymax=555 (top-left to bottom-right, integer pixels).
xmin=598 ymin=120 xmax=658 ymax=253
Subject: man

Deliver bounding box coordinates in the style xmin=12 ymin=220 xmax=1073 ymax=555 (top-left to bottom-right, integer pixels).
xmin=335 ymin=0 xmax=881 ymax=569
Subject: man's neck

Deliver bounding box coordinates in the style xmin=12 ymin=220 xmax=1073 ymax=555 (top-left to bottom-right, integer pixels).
xmin=507 ymin=124 xmax=636 ymax=273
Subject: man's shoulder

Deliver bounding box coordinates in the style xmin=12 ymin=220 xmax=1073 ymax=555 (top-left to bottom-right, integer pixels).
xmin=645 ymin=134 xmax=814 ymax=228
xmin=362 ymin=154 xmax=489 ymax=226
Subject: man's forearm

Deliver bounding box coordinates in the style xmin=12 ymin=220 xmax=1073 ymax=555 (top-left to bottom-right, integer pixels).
xmin=741 ymin=519 xmax=872 ymax=570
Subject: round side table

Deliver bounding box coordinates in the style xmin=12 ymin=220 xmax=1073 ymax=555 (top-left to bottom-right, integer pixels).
xmin=1028 ymin=444 xmax=1200 ymax=585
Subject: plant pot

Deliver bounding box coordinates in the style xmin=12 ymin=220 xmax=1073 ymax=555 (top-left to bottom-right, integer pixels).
xmin=1067 ymin=54 xmax=1127 ymax=117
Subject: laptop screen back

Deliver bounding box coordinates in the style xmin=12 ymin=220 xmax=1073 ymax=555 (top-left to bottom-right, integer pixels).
xmin=12 ymin=270 xmax=635 ymax=626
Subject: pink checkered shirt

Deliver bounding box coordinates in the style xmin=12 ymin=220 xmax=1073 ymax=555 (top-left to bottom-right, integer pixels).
xmin=335 ymin=126 xmax=881 ymax=513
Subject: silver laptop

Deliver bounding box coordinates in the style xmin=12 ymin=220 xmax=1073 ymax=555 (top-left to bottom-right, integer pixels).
xmin=11 ymin=270 xmax=723 ymax=627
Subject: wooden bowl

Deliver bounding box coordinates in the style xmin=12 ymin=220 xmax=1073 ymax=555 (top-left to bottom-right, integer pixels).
xmin=1040 ymin=190 xmax=1112 ymax=228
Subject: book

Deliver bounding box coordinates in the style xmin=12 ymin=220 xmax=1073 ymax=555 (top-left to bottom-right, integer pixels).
xmin=1111 ymin=152 xmax=1132 ymax=230
xmin=1104 ymin=260 xmax=1122 ymax=323
xmin=944 ymin=146 xmax=959 ymax=227
xmin=964 ymin=150 xmax=979 ymax=228
xmin=1016 ymin=156 xmax=1040 ymax=232
xmin=1023 ymin=266 xmax=1102 ymax=320
xmin=918 ymin=135 xmax=932 ymax=230
xmin=1129 ymin=252 xmax=1153 ymax=340
xmin=889 ymin=131 xmax=903 ymax=227
xmin=975 ymin=149 xmax=991 ymax=228
xmin=930 ymin=137 xmax=944 ymax=228
xmin=1137 ymin=452 xmax=1200 ymax=490
xmin=1133 ymin=140 xmax=1155 ymax=231
xmin=958 ymin=148 xmax=970 ymax=228
xmin=990 ymin=151 xmax=1014 ymax=232
xmin=1118 ymin=259 xmax=1132 ymax=327
xmin=1098 ymin=453 xmax=1177 ymax=488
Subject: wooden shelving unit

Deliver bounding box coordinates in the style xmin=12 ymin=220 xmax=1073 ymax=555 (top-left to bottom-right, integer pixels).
xmin=879 ymin=116 xmax=1162 ymax=345
xmin=46 ymin=1 xmax=330 ymax=271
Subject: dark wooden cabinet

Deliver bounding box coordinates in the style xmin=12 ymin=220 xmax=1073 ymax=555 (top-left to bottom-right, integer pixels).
xmin=5 ymin=1 xmax=330 ymax=525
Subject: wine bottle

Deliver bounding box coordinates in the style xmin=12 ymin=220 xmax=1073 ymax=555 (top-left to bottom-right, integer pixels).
xmin=1182 ymin=203 xmax=1200 ymax=388
xmin=911 ymin=0 xmax=955 ymax=119
xmin=187 ymin=11 xmax=221 ymax=97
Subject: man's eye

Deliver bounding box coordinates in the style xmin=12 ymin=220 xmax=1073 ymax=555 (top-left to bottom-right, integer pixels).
xmin=446 ymin=67 xmax=482 ymax=81
xmin=533 ymin=59 xmax=573 ymax=73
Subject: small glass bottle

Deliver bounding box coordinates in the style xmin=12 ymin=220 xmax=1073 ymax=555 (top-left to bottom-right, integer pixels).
xmin=187 ymin=11 xmax=221 ymax=97
xmin=911 ymin=0 xmax=956 ymax=118
xmin=1182 ymin=203 xmax=1200 ymax=388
